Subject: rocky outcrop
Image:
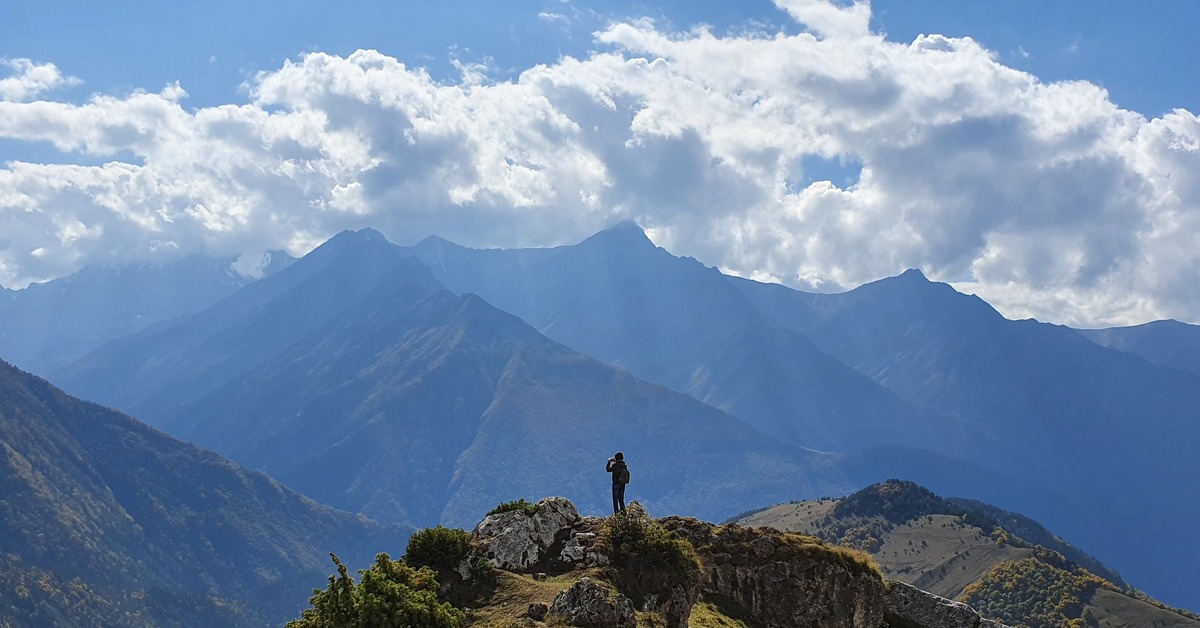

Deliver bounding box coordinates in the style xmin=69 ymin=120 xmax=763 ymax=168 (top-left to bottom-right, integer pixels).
xmin=885 ymin=582 xmax=1009 ymax=628
xmin=470 ymin=497 xmax=607 ymax=572
xmin=549 ymin=577 xmax=636 ymax=627
xmin=664 ymin=516 xmax=888 ymax=628
xmin=468 ymin=497 xmax=1012 ymax=628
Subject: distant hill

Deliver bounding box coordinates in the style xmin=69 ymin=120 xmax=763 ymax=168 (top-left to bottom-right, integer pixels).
xmin=0 ymin=252 xmax=293 ymax=375
xmin=405 ymin=223 xmax=981 ymax=457
xmin=731 ymin=269 xmax=1200 ymax=610
xmin=0 ymin=358 xmax=403 ymax=627
xmin=1076 ymin=319 xmax=1200 ymax=378
xmin=737 ymin=480 xmax=1200 ymax=628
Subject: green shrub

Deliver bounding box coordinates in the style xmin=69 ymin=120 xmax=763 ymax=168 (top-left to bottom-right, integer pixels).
xmin=287 ymin=552 xmax=464 ymax=628
xmin=606 ymin=509 xmax=702 ymax=607
xmin=487 ymin=499 xmax=539 ymax=517
xmin=467 ymin=556 xmax=497 ymax=589
xmin=404 ymin=526 xmax=473 ymax=575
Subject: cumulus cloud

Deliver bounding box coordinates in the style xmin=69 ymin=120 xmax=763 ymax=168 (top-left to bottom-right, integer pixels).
xmin=0 ymin=59 xmax=81 ymax=102
xmin=0 ymin=1 xmax=1198 ymax=327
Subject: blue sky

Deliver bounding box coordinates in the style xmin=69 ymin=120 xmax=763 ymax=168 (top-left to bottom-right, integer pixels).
xmin=1 ymin=1 xmax=1199 ymax=326
xmin=5 ymin=1 xmax=1195 ymax=114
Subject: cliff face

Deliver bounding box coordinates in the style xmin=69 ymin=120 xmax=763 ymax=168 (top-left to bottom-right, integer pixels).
xmin=460 ymin=497 xmax=1008 ymax=628
xmin=663 ymin=516 xmax=887 ymax=628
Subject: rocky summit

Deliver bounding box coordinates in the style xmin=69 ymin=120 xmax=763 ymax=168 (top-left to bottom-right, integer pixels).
xmin=304 ymin=496 xmax=1010 ymax=628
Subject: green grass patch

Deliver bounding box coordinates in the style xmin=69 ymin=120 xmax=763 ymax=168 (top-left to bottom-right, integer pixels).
xmin=487 ymin=499 xmax=539 ymax=517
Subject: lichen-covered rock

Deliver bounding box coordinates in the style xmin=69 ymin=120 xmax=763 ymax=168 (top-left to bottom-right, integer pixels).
xmin=663 ymin=517 xmax=887 ymax=628
xmin=560 ymin=537 xmax=586 ymax=562
xmin=472 ymin=497 xmax=581 ymax=571
xmin=885 ymin=582 xmax=1010 ymax=628
xmin=473 ymin=510 xmax=541 ymax=570
xmin=549 ymin=577 xmax=636 ymax=627
xmin=532 ymin=496 xmax=580 ymax=546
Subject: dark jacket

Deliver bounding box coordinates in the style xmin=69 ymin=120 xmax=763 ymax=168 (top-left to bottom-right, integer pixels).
xmin=607 ymin=458 xmax=629 ymax=485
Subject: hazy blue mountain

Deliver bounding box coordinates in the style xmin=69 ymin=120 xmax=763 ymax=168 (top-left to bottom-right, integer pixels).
xmin=1077 ymin=319 xmax=1200 ymax=378
xmin=404 ymin=222 xmax=980 ymax=457
xmin=0 ymin=252 xmax=294 ymax=375
xmin=732 ymin=269 xmax=1200 ymax=610
xmin=53 ymin=230 xmax=437 ymax=423
xmin=52 ymin=228 xmax=869 ymax=530
xmin=0 ymin=358 xmax=402 ymax=627
xmin=161 ymin=276 xmax=863 ymax=529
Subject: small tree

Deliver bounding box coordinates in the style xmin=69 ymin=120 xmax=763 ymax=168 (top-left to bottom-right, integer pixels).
xmin=404 ymin=526 xmax=473 ymax=576
xmin=287 ymin=553 xmax=464 ymax=628
xmin=405 ymin=525 xmax=496 ymax=603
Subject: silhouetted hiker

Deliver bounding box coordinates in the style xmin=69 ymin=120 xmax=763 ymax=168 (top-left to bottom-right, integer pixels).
xmin=606 ymin=452 xmax=630 ymax=513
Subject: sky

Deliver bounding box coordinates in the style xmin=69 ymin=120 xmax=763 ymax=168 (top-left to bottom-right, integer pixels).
xmin=1 ymin=0 xmax=1198 ymax=327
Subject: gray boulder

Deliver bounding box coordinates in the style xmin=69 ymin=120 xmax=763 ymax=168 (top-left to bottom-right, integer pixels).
xmin=549 ymin=577 xmax=636 ymax=627
xmin=471 ymin=496 xmax=582 ymax=571
xmin=885 ymin=581 xmax=1010 ymax=628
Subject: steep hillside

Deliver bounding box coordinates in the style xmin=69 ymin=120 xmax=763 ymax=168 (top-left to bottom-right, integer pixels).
xmin=0 ymin=252 xmax=292 ymax=375
xmin=0 ymin=358 xmax=404 ymax=626
xmin=1077 ymin=319 xmax=1200 ymax=378
xmin=737 ymin=480 xmax=1199 ymax=628
xmin=407 ymin=223 xmax=978 ymax=456
xmin=732 ymin=270 xmax=1200 ymax=610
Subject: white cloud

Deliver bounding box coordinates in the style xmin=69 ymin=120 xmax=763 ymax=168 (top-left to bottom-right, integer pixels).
xmin=0 ymin=59 xmax=81 ymax=102
xmin=0 ymin=2 xmax=1198 ymax=327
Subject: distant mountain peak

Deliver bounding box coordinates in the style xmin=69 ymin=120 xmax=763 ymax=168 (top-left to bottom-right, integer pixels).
xmin=356 ymin=227 xmax=387 ymax=241
xmin=606 ymin=218 xmax=646 ymax=233
xmin=307 ymin=228 xmax=397 ymax=261
xmin=326 ymin=227 xmax=388 ymax=246
xmin=413 ymin=234 xmax=464 ymax=252
xmin=897 ymin=268 xmax=929 ymax=282
xmin=580 ymin=220 xmax=656 ymax=250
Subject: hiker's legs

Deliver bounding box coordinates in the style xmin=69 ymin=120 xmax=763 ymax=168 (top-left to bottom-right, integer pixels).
xmin=616 ymin=483 xmax=626 ymax=512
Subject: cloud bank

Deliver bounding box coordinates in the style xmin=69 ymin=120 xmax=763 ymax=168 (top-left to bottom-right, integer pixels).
xmin=1 ymin=1 xmax=1198 ymax=326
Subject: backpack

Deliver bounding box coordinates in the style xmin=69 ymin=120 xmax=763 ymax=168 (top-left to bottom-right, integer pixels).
xmin=616 ymin=465 xmax=631 ymax=485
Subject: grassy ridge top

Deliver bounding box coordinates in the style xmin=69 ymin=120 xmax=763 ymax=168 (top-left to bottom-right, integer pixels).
xmin=736 ymin=480 xmax=1200 ymax=628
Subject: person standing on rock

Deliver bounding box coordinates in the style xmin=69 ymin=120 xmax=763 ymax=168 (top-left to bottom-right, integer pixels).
xmin=606 ymin=452 xmax=630 ymax=513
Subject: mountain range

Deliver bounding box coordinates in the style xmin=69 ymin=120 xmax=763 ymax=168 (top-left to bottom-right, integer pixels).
xmin=729 ymin=266 xmax=1200 ymax=609
xmin=13 ymin=223 xmax=1199 ymax=613
xmin=399 ymin=223 xmax=1197 ymax=609
xmin=51 ymin=230 xmax=858 ymax=529
xmin=405 ymin=222 xmax=979 ymax=457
